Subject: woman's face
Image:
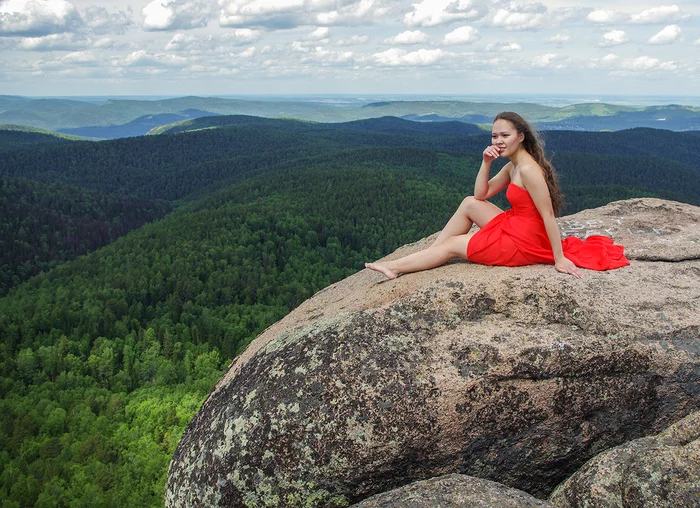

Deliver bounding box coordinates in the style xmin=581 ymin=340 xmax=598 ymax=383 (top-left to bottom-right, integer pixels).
xmin=491 ymin=119 xmax=524 ymax=158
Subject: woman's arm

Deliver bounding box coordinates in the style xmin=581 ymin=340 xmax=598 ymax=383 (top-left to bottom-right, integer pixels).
xmin=520 ymin=166 xmax=583 ymax=278
xmin=474 ymin=147 xmax=512 ymax=200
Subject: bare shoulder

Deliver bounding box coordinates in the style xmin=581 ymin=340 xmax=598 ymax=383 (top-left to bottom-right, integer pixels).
xmin=519 ymin=162 xmax=546 ymax=184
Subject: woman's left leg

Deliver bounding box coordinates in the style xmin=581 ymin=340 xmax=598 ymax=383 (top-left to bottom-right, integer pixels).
xmin=365 ymin=233 xmax=473 ymax=280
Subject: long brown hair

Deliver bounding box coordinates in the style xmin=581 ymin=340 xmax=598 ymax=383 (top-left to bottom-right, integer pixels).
xmin=494 ymin=111 xmax=564 ymax=216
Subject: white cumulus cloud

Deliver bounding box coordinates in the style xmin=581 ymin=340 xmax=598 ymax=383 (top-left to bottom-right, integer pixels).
xmin=60 ymin=49 xmax=98 ymax=64
xmin=385 ymin=30 xmax=428 ymax=45
xmin=630 ymin=5 xmax=690 ymax=24
xmin=18 ymin=32 xmax=80 ymax=50
xmin=532 ymin=53 xmax=561 ymax=68
xmin=373 ymin=47 xmax=446 ymax=66
xmin=486 ymin=42 xmax=521 ymax=52
xmin=142 ymin=0 xmax=211 ymax=31
xmin=305 ymin=27 xmax=329 ymax=41
xmin=165 ymin=29 xmax=262 ymax=51
xmin=586 ymin=9 xmax=626 ymax=24
xmin=82 ymin=6 xmax=133 ymax=35
xmin=219 ymin=0 xmax=385 ymax=29
xmin=404 ymin=0 xmax=484 ymax=27
xmin=601 ymin=30 xmax=627 ymax=46
xmin=122 ymin=49 xmax=189 ymax=67
xmin=443 ymin=26 xmax=478 ymax=45
xmin=335 ymin=34 xmax=368 ymax=46
xmin=491 ymin=3 xmax=546 ymax=31
xmin=0 ymin=0 xmax=82 ymax=36
xmin=622 ymin=55 xmax=676 ymax=71
xmin=648 ymin=25 xmax=681 ymax=44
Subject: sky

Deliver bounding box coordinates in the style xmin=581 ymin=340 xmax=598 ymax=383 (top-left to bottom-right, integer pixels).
xmin=0 ymin=0 xmax=699 ymax=98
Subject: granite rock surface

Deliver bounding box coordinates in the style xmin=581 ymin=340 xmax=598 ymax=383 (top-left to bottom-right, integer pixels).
xmin=351 ymin=473 xmax=556 ymax=507
xmin=549 ymin=410 xmax=700 ymax=507
xmin=166 ymin=198 xmax=700 ymax=507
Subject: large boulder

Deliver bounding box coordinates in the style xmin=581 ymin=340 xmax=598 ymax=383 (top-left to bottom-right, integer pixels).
xmin=549 ymin=410 xmax=700 ymax=507
xmin=350 ymin=473 xmax=555 ymax=507
xmin=166 ymin=198 xmax=700 ymax=507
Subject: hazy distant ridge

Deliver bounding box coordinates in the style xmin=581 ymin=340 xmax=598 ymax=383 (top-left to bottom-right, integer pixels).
xmin=2 ymin=96 xmax=699 ymax=136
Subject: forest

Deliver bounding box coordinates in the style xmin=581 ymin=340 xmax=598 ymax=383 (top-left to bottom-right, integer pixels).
xmin=0 ymin=117 xmax=698 ymax=507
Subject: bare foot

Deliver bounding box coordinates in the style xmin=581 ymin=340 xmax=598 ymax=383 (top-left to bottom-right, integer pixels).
xmin=365 ymin=262 xmax=398 ymax=280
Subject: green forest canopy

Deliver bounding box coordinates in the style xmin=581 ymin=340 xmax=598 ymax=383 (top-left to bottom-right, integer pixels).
xmin=0 ymin=117 xmax=698 ymax=507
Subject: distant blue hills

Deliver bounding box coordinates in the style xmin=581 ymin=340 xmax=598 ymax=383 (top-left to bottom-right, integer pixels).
xmin=56 ymin=109 xmax=221 ymax=139
xmin=1 ymin=96 xmax=699 ymax=139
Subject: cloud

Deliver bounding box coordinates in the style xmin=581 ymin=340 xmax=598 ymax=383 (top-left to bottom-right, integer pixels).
xmin=17 ymin=32 xmax=81 ymax=50
xmin=373 ymin=47 xmax=447 ymax=66
xmin=532 ymin=53 xmax=563 ymax=68
xmin=648 ymin=25 xmax=681 ymax=45
xmin=219 ymin=0 xmax=386 ymax=29
xmin=630 ymin=5 xmax=690 ymax=24
xmin=548 ymin=7 xmax=590 ymax=24
xmin=0 ymin=0 xmax=82 ymax=36
xmin=335 ymin=34 xmax=368 ymax=46
xmin=164 ymin=30 xmax=262 ymax=52
xmin=600 ymin=30 xmax=627 ymax=46
xmin=490 ymin=3 xmax=546 ymax=31
xmin=315 ymin=0 xmax=388 ymax=26
xmin=304 ymin=27 xmax=329 ymax=42
xmin=385 ymin=30 xmax=427 ymax=45
xmin=621 ymin=55 xmax=676 ymax=71
xmin=486 ymin=42 xmax=521 ymax=52
xmin=60 ymin=50 xmax=98 ymax=65
xmin=695 ymin=39 xmax=700 ymax=47
xmin=586 ymin=9 xmax=626 ymax=24
xmin=142 ymin=0 xmax=211 ymax=31
xmin=121 ymin=50 xmax=189 ymax=68
xmin=601 ymin=53 xmax=618 ymax=64
xmin=82 ymin=6 xmax=133 ymax=35
xmin=404 ymin=0 xmax=484 ymax=27
xmin=547 ymin=34 xmax=572 ymax=44
xmin=443 ymin=26 xmax=478 ymax=45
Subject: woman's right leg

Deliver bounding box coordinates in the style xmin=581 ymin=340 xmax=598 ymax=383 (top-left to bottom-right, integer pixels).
xmin=432 ymin=196 xmax=503 ymax=247
xmin=366 ymin=233 xmax=473 ymax=280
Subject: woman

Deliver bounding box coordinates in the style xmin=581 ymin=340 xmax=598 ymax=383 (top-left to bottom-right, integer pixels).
xmin=365 ymin=112 xmax=629 ymax=280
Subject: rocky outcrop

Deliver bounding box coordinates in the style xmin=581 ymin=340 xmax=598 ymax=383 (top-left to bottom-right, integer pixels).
xmin=350 ymin=473 xmax=555 ymax=507
xmin=549 ymin=410 xmax=700 ymax=507
xmin=165 ymin=198 xmax=700 ymax=507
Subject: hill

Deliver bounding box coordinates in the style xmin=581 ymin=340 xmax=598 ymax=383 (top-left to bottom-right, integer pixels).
xmin=0 ymin=125 xmax=81 ymax=151
xmin=1 ymin=117 xmax=696 ymax=208
xmin=56 ymin=110 xmax=221 ymax=139
xmin=151 ymin=114 xmax=484 ymax=136
xmin=3 ymin=96 xmax=700 ymax=135
xmin=0 ymin=176 xmax=171 ymax=296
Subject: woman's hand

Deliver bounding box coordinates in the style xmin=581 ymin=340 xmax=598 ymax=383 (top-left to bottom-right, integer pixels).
xmin=483 ymin=145 xmax=501 ymax=163
xmin=555 ymin=257 xmax=583 ymax=279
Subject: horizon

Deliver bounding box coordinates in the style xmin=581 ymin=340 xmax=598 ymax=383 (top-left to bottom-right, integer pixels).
xmin=6 ymin=93 xmax=700 ymax=108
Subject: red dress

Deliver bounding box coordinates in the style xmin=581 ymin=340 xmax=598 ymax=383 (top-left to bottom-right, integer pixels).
xmin=466 ymin=183 xmax=630 ymax=270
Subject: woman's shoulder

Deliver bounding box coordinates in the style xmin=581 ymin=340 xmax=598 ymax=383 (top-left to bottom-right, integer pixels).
xmin=519 ymin=161 xmax=546 ymax=179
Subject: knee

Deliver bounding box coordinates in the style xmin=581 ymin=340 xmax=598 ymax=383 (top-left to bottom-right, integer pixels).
xmin=460 ymin=195 xmax=477 ymax=212
xmin=444 ymin=235 xmax=469 ymax=259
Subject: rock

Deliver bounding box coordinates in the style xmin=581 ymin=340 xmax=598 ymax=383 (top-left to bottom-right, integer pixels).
xmin=165 ymin=198 xmax=700 ymax=507
xmin=350 ymin=473 xmax=555 ymax=507
xmin=549 ymin=410 xmax=700 ymax=507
